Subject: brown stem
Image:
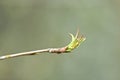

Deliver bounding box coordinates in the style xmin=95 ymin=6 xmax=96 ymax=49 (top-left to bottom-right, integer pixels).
xmin=0 ymin=47 xmax=68 ymax=60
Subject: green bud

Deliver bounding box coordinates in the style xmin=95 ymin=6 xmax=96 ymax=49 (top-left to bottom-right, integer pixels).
xmin=66 ymin=30 xmax=86 ymax=52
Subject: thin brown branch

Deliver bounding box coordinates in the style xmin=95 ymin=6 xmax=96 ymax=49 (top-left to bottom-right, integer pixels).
xmin=0 ymin=47 xmax=67 ymax=60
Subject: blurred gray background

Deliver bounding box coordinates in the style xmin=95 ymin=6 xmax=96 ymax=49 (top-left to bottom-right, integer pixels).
xmin=0 ymin=0 xmax=120 ymax=80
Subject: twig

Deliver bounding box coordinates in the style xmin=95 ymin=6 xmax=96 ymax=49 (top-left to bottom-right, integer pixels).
xmin=0 ymin=47 xmax=67 ymax=60
xmin=0 ymin=30 xmax=86 ymax=60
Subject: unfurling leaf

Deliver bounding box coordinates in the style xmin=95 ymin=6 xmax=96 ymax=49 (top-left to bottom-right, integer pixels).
xmin=66 ymin=30 xmax=86 ymax=52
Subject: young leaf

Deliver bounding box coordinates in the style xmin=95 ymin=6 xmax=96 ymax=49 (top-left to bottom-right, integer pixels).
xmin=66 ymin=30 xmax=86 ymax=52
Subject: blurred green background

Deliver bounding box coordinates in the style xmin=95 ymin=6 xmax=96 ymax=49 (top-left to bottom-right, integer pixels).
xmin=0 ymin=0 xmax=120 ymax=80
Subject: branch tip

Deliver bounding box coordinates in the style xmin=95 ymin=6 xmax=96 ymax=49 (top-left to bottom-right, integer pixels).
xmin=0 ymin=29 xmax=86 ymax=60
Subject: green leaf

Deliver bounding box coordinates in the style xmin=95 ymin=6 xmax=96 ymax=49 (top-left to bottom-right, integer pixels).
xmin=66 ymin=30 xmax=86 ymax=52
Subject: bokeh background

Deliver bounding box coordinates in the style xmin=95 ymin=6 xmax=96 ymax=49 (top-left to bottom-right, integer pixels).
xmin=0 ymin=0 xmax=120 ymax=80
